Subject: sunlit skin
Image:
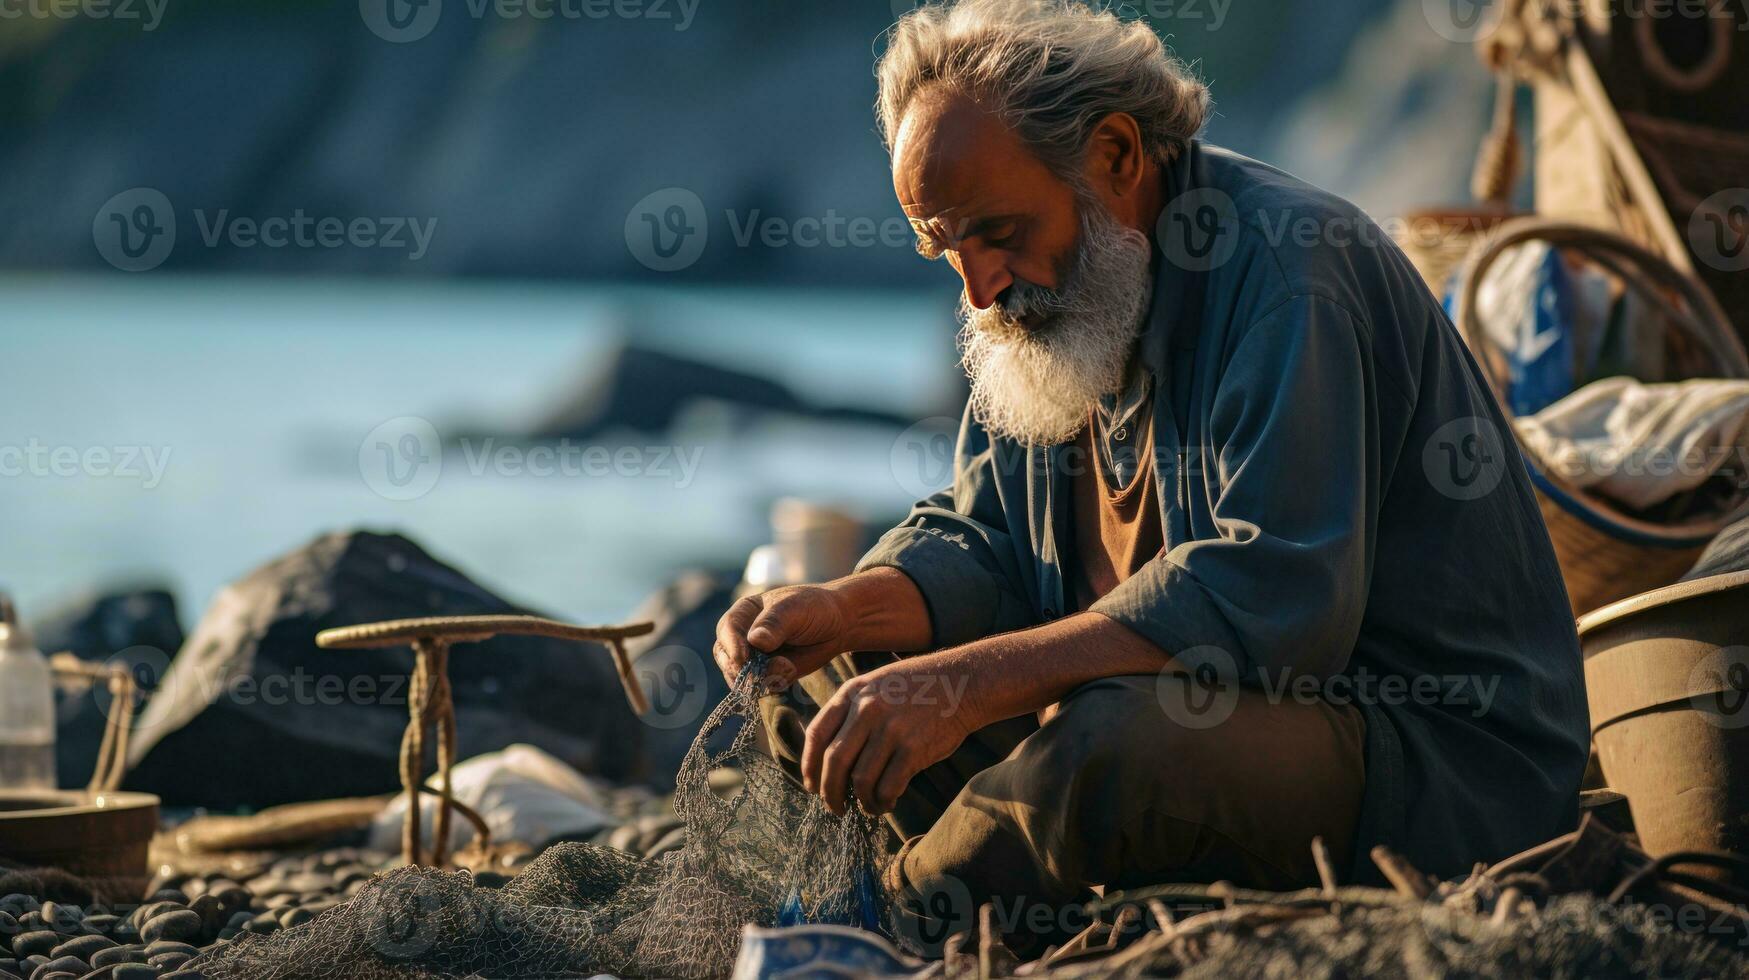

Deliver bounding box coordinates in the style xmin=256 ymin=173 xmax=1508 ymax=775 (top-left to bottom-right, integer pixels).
xmin=712 ymin=91 xmax=1184 ymax=817
xmin=895 ymin=90 xmax=1166 ymax=319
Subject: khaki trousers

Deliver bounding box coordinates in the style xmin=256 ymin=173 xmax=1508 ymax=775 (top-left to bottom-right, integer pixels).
xmin=759 ymin=651 xmax=1367 ymax=952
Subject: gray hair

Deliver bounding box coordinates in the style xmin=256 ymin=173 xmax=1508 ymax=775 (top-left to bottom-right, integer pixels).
xmin=876 ymin=0 xmax=1212 ymax=179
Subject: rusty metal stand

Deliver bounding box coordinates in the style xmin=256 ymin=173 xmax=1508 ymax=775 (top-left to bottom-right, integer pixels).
xmin=316 ymin=615 xmax=654 ymax=867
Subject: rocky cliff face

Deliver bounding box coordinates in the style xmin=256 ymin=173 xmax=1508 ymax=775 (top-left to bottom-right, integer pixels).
xmin=0 ymin=0 xmax=1478 ymax=284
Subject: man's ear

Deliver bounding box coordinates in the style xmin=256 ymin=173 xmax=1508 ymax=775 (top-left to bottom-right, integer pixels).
xmin=1081 ymin=112 xmax=1148 ymax=201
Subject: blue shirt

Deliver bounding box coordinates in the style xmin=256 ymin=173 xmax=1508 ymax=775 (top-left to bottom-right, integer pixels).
xmin=858 ymin=142 xmax=1590 ymax=880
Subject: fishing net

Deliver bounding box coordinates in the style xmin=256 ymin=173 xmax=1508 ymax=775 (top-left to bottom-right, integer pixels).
xmin=174 ymin=657 xmax=895 ymax=980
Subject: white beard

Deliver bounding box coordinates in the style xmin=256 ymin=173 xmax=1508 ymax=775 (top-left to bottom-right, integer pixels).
xmin=956 ymin=200 xmax=1154 ymax=446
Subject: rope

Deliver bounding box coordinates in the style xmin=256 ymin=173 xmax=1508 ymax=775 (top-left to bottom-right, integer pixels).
xmin=322 ymin=614 xmax=655 ymax=867
xmin=47 ymin=653 xmax=137 ymax=795
xmin=1470 ymin=70 xmax=1522 ymax=207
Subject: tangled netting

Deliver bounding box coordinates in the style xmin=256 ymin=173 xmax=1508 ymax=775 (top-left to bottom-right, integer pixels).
xmin=176 ymin=658 xmax=895 ymax=980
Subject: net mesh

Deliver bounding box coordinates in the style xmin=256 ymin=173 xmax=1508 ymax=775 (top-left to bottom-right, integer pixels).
xmin=175 ymin=657 xmax=894 ymax=980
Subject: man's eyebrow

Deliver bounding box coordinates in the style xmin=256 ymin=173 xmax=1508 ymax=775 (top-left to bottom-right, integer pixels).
xmin=911 ymin=213 xmax=1018 ymax=251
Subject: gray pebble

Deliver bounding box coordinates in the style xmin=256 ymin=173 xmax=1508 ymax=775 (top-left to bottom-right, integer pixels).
xmin=91 ymin=946 xmax=148 ymax=967
xmin=80 ymin=913 xmax=120 ymax=935
xmin=147 ymin=951 xmax=192 ymax=970
xmin=29 ymin=955 xmax=89 ymax=977
xmin=46 ymin=934 xmax=112 ymax=960
xmin=112 ymin=964 xmax=161 ymax=980
xmin=143 ymin=941 xmax=198 ymax=960
xmin=139 ymin=911 xmax=201 ymax=945
xmin=10 ymin=932 xmax=57 ymax=958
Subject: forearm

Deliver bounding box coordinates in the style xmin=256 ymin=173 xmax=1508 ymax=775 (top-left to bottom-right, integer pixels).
xmin=822 ymin=566 xmax=934 ymax=654
xmin=918 ymin=611 xmax=1174 ymax=730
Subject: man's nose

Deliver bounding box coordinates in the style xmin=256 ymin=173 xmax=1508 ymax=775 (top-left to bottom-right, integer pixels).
xmin=957 ymin=249 xmax=1013 ymax=311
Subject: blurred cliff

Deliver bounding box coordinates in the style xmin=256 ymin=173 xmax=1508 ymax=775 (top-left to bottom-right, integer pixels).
xmin=0 ymin=0 xmax=1492 ymax=281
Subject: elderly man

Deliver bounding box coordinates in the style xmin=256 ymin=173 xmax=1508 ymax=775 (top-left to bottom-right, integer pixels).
xmin=715 ymin=0 xmax=1588 ymax=950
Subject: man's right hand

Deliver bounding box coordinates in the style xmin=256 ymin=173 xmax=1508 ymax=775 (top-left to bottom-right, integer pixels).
xmin=713 ymin=584 xmax=856 ymax=690
xmin=711 ymin=567 xmax=935 ymax=690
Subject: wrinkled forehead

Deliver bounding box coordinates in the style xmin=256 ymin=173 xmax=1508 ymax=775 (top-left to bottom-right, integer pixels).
xmin=891 ymin=91 xmax=1066 ymax=235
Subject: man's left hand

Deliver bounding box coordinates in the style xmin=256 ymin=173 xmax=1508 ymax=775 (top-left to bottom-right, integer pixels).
xmin=801 ymin=657 xmax=977 ymax=816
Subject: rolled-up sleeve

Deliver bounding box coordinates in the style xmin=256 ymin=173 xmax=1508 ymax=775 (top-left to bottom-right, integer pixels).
xmin=1092 ymin=294 xmax=1376 ymax=682
xmin=857 ymin=409 xmax=1038 ymax=649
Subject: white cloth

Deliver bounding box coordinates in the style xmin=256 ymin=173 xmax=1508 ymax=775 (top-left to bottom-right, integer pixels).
xmin=1514 ymin=377 xmax=1749 ymax=510
xmin=370 ymin=743 xmax=618 ymax=855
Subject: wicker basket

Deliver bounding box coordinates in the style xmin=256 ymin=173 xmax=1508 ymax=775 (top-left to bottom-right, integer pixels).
xmin=1453 ymin=218 xmax=1749 ymax=616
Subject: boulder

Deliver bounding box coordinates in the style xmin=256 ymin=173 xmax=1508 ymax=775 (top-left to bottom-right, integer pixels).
xmin=123 ymin=532 xmax=646 ymax=808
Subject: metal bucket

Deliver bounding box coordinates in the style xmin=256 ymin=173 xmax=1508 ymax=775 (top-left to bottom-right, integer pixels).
xmin=1579 ymin=570 xmax=1749 ymax=862
xmin=0 ymin=789 xmax=159 ymax=893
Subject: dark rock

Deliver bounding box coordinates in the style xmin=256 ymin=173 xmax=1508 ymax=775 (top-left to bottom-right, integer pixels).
xmin=619 ymin=569 xmax=739 ymax=790
xmin=525 ymin=344 xmax=911 ymax=443
xmin=31 ymin=590 xmax=183 ymax=665
xmin=111 ymin=964 xmax=160 ymax=980
xmin=125 ymin=531 xmax=647 ymax=807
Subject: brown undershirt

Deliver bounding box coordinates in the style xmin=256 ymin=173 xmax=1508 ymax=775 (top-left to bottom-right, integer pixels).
xmin=1069 ymin=399 xmax=1165 ymax=613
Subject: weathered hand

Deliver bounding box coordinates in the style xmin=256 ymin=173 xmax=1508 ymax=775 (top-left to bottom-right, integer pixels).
xmin=801 ymin=658 xmax=977 ymax=816
xmin=712 ymin=584 xmax=855 ymax=689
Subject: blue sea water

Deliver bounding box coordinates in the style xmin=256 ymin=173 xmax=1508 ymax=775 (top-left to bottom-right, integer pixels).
xmin=1 ymin=273 xmax=961 ymax=631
